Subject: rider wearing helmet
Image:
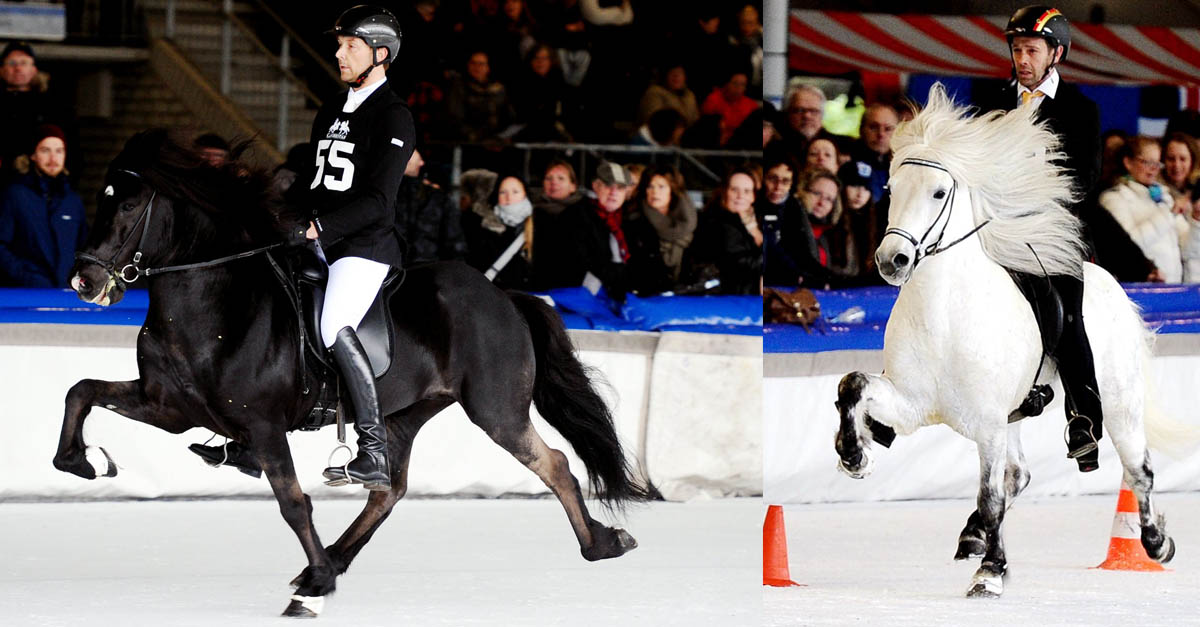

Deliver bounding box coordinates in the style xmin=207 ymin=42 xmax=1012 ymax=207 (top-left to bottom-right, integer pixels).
xmin=190 ymin=5 xmax=414 ymax=490
xmin=979 ymin=6 xmax=1105 ymax=472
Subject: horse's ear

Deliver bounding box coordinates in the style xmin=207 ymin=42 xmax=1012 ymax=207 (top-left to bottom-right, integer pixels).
xmin=926 ymin=82 xmax=950 ymax=112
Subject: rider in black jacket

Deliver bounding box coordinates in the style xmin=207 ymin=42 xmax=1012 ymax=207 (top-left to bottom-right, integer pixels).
xmin=977 ymin=6 xmax=1104 ymax=472
xmin=192 ymin=5 xmax=415 ymax=490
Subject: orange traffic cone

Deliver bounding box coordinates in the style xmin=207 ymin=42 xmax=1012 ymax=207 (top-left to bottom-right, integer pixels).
xmin=1094 ymin=483 xmax=1166 ymax=572
xmin=763 ymin=505 xmax=802 ymax=586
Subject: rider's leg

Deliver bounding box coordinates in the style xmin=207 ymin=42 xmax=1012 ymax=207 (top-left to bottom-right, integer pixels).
xmin=319 ymin=256 xmax=391 ymax=490
xmin=1049 ymin=273 xmax=1103 ymax=472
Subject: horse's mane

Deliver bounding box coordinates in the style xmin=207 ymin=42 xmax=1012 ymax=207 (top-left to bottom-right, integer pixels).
xmin=109 ymin=129 xmax=304 ymax=245
xmin=891 ymin=84 xmax=1087 ymax=278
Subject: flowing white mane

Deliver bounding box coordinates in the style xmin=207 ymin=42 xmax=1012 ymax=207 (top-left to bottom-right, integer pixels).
xmin=890 ymin=83 xmax=1087 ymax=278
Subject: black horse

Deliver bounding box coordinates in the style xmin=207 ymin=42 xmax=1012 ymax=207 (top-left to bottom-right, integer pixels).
xmin=55 ymin=130 xmax=648 ymax=617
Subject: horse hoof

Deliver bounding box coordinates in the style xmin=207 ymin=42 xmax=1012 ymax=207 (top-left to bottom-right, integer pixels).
xmin=282 ymin=595 xmax=323 ymax=618
xmin=836 ymin=453 xmax=873 ymax=480
xmin=88 ymin=446 xmax=119 ymax=478
xmin=966 ymin=571 xmax=1003 ymax=598
xmin=613 ymin=528 xmax=638 ymax=552
xmin=954 ymin=536 xmax=986 ymax=561
xmin=53 ymin=450 xmax=96 ymax=480
xmin=1158 ymin=537 xmax=1177 ymax=564
xmin=581 ymin=526 xmax=638 ymax=561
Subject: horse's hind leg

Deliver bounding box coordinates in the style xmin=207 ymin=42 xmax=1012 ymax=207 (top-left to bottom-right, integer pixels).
xmin=1109 ymin=417 xmax=1175 ymax=563
xmin=956 ymin=423 xmax=1031 ymax=560
xmin=466 ymin=404 xmax=635 ymax=561
xmin=301 ymin=399 xmax=448 ymax=582
xmin=53 ymin=379 xmax=191 ymax=480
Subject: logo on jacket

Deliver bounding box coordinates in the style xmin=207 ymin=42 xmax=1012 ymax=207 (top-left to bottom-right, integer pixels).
xmin=326 ymin=119 xmax=350 ymax=140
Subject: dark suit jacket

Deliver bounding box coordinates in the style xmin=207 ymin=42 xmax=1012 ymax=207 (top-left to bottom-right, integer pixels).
xmin=978 ymin=81 xmax=1100 ymax=200
xmin=977 ymin=80 xmax=1154 ymax=280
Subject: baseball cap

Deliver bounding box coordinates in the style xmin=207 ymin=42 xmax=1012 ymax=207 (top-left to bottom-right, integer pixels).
xmin=595 ymin=161 xmax=633 ymax=186
xmin=1 ymin=41 xmax=36 ymax=64
xmin=837 ymin=160 xmax=873 ymax=188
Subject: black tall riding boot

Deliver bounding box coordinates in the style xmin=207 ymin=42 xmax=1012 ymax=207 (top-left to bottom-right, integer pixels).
xmin=321 ymin=326 xmax=391 ymax=490
xmin=1049 ymin=274 xmax=1103 ymax=472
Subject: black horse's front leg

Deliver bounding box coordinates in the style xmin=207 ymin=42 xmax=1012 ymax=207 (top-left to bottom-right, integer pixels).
xmin=250 ymin=433 xmax=336 ymax=618
xmin=53 ymin=379 xmax=191 ymax=479
xmin=967 ymin=434 xmax=1008 ymax=598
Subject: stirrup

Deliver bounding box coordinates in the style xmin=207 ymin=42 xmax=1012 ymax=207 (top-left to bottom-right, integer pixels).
xmin=1064 ymin=413 xmax=1099 ymax=458
xmin=322 ymin=443 xmax=355 ymax=487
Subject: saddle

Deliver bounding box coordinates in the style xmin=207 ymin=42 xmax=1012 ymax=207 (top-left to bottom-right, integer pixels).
xmin=267 ymin=245 xmax=404 ymax=431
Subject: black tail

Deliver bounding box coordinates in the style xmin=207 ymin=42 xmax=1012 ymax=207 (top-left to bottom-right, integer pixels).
xmin=507 ymin=291 xmax=650 ymax=510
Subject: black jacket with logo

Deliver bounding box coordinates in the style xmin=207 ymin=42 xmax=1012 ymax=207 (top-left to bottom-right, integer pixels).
xmin=292 ymin=84 xmax=416 ymax=267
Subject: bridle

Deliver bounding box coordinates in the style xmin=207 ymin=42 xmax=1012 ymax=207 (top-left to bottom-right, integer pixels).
xmin=881 ymin=157 xmax=990 ymax=270
xmin=75 ymin=168 xmax=283 ymax=285
xmin=75 ymin=169 xmax=159 ymax=284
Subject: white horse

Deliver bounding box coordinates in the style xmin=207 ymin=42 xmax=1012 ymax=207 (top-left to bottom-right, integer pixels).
xmin=833 ymin=84 xmax=1183 ymax=598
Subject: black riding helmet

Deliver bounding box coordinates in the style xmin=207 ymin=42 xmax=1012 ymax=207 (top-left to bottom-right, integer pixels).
xmin=328 ymin=5 xmax=402 ymax=87
xmin=1005 ymin=5 xmax=1071 ymax=64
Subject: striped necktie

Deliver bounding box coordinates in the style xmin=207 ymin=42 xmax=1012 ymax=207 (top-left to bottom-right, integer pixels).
xmin=1021 ymin=90 xmax=1046 ymax=107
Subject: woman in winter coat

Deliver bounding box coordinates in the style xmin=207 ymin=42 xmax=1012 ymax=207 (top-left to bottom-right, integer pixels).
xmin=460 ymin=169 xmax=537 ymax=289
xmin=690 ymin=167 xmax=761 ymax=294
xmin=1100 ymin=136 xmax=1200 ymax=283
xmin=625 ymin=165 xmax=696 ymax=285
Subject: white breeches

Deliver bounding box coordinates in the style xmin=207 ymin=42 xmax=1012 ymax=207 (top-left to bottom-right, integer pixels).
xmin=320 ymin=255 xmax=390 ymax=348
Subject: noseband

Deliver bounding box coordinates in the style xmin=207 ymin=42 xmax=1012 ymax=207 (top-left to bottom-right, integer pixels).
xmin=75 ymin=168 xmax=284 ymax=286
xmin=75 ymin=169 xmax=157 ymax=284
xmin=881 ymin=158 xmax=990 ymax=270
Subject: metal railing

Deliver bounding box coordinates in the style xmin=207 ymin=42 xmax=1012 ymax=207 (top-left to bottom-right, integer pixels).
xmin=161 ymin=0 xmax=335 ymax=151
xmin=430 ymin=142 xmax=760 ymax=205
xmin=437 ymin=142 xmax=760 ymax=197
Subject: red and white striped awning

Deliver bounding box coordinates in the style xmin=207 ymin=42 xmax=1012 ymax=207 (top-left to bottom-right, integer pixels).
xmin=790 ymin=10 xmax=1200 ymax=86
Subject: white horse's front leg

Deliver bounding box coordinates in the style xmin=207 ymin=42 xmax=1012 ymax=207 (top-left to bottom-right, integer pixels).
xmin=967 ymin=431 xmax=1008 ymax=598
xmin=834 ymin=372 xmax=921 ymax=479
xmin=956 ymin=423 xmax=1032 ymax=560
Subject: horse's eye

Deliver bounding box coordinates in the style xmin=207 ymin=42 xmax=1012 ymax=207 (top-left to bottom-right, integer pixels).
xmin=119 ymin=202 xmax=135 ymax=212
xmin=933 ymin=189 xmax=947 ymax=200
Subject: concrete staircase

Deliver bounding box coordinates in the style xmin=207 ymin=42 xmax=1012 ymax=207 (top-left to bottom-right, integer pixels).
xmin=140 ymin=0 xmax=319 ymax=153
xmin=75 ymin=62 xmax=196 ymax=218
xmin=71 ymin=0 xmax=331 ymax=218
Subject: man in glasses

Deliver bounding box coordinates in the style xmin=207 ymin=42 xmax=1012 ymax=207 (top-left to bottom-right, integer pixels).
xmin=780 ymin=83 xmax=844 ymax=167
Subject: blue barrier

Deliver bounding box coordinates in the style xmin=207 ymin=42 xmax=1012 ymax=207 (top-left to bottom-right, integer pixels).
xmin=767 ymin=283 xmax=1200 ymax=353
xmin=0 ymin=287 xmax=761 ymax=335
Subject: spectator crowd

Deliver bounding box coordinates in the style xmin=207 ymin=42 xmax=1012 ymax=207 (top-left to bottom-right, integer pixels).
xmin=0 ymin=2 xmax=767 ymax=298
xmin=762 ymin=77 xmax=1200 ymax=290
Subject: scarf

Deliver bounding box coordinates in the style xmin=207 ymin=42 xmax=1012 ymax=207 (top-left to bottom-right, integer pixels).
xmin=495 ymin=197 xmax=533 ymax=227
xmin=639 ymin=196 xmax=696 ymax=276
xmin=593 ymin=203 xmax=630 ymax=261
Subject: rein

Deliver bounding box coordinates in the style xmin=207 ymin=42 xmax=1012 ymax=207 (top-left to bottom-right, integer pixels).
xmin=75 ymin=168 xmax=284 ymax=285
xmin=882 ymin=158 xmax=990 ymax=270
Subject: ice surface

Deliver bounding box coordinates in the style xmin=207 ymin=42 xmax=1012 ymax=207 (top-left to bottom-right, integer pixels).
xmin=0 ymin=498 xmax=758 ymax=626
xmin=765 ymin=494 xmax=1200 ymax=626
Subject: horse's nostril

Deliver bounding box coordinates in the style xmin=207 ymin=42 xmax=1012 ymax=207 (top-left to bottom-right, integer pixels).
xmin=893 ymin=253 xmax=910 ymax=268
